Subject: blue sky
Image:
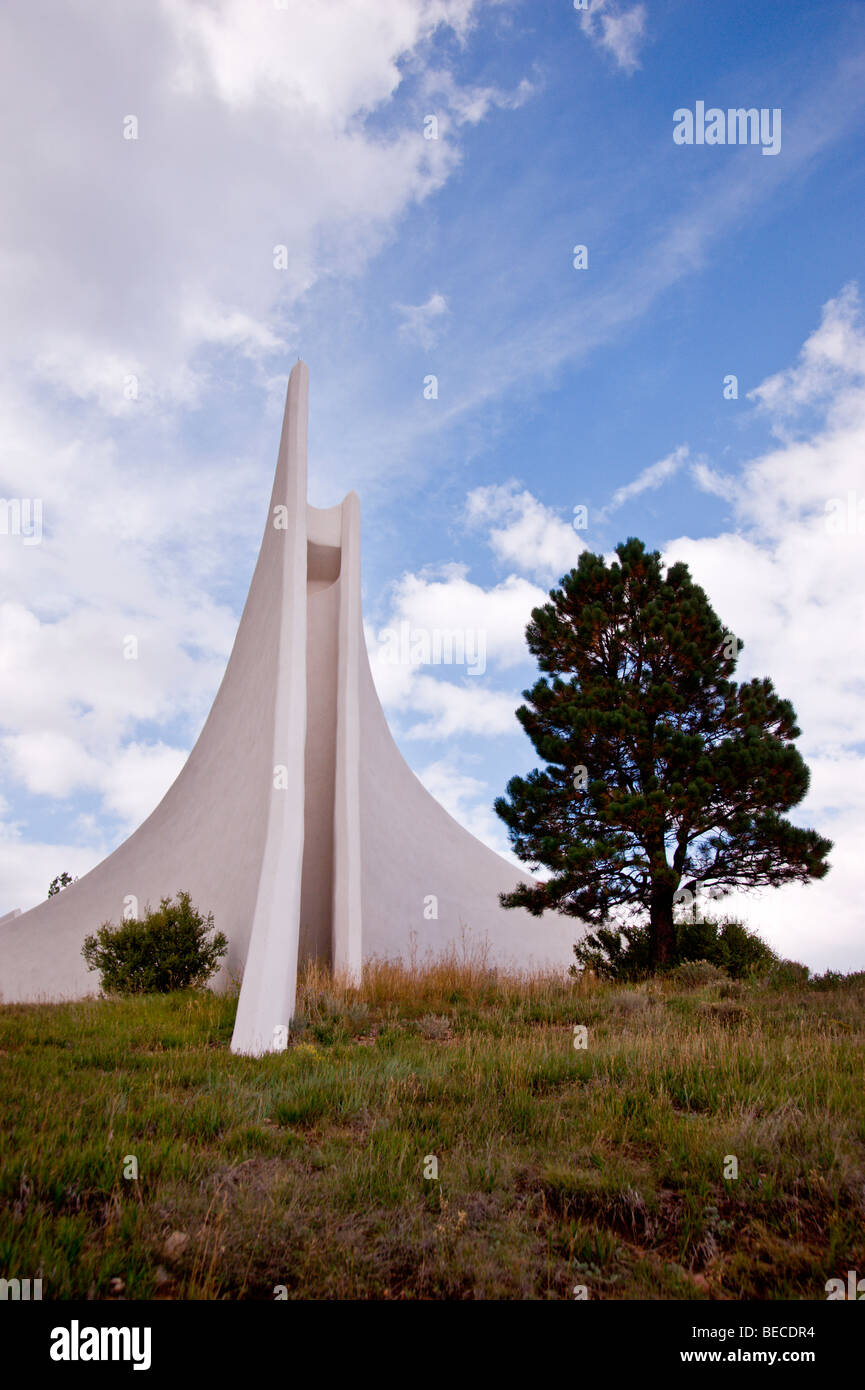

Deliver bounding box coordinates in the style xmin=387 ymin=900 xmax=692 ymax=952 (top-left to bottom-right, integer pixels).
xmin=1 ymin=0 xmax=864 ymax=968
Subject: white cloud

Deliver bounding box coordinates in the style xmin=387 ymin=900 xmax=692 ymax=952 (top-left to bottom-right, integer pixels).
xmin=365 ymin=481 xmax=591 ymax=741
xmin=162 ymin=0 xmax=478 ymax=112
xmin=420 ymin=66 xmax=538 ymax=126
xmin=2 ymin=732 xmax=102 ymax=802
xmin=418 ymin=757 xmax=518 ymax=859
xmin=0 ymin=0 xmax=531 ymax=903
xmin=401 ymin=675 xmax=520 ymax=739
xmin=377 ymin=564 xmax=546 ymax=666
xmin=0 ymin=0 xmax=501 ymax=412
xmin=0 ymin=379 xmax=241 ymax=869
xmin=465 ymin=481 xmax=586 ymax=583
xmin=366 ymin=556 xmax=545 ymax=738
xmin=1 ymin=731 xmax=184 ymax=832
xmin=578 ymin=0 xmax=648 ymax=75
xmin=597 ymin=444 xmax=689 ymax=519
xmin=179 ymin=300 xmax=287 ymax=359
xmin=748 ymin=283 xmax=865 ymax=423
xmin=690 ymin=459 xmax=738 ymax=502
xmin=0 ymin=818 xmax=106 ymax=921
xmin=367 ymin=618 xmax=520 ymax=739
xmin=364 ymin=478 xmax=586 ymax=740
xmin=663 ymin=286 xmax=865 ymax=969
xmin=100 ymin=743 xmax=188 ymax=827
xmin=384 ymin=64 xmax=865 ymax=459
xmin=394 ymin=291 xmax=449 ymax=349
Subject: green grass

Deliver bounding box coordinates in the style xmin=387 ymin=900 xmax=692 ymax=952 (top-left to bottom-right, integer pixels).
xmin=1 ymin=957 xmax=864 ymax=1299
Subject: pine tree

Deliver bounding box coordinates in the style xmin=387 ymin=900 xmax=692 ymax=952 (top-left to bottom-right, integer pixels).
xmin=48 ymin=871 xmax=74 ymax=898
xmin=495 ymin=539 xmax=832 ymax=967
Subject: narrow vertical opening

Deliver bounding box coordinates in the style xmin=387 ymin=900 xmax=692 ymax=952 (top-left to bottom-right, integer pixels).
xmin=298 ymin=551 xmax=342 ymax=967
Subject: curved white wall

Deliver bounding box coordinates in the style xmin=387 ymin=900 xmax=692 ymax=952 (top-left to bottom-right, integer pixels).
xmin=0 ymin=363 xmax=577 ymax=1046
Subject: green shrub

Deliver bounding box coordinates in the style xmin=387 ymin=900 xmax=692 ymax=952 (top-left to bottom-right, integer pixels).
xmin=718 ymin=979 xmax=746 ymax=999
xmin=570 ymin=923 xmax=654 ymax=981
xmin=674 ymin=918 xmax=777 ymax=979
xmin=570 ymin=916 xmax=777 ymax=982
xmin=766 ymin=959 xmax=811 ymax=989
xmin=667 ymin=959 xmax=728 ymax=990
xmin=82 ymin=892 xmax=227 ymax=996
xmin=809 ymin=969 xmax=865 ymax=991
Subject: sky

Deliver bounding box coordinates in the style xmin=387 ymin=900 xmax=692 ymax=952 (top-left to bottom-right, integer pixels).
xmin=0 ymin=0 xmax=863 ymax=970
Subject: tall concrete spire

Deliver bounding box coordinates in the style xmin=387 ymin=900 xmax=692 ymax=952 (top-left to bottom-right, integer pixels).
xmin=231 ymin=362 xmax=309 ymax=1054
xmin=0 ymin=367 xmax=574 ymax=1050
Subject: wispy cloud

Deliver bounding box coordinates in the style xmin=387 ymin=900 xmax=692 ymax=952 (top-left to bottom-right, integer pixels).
xmin=420 ymin=66 xmax=539 ymax=125
xmin=577 ymin=0 xmax=648 ymax=75
xmin=663 ymin=288 xmax=865 ymax=967
xmin=338 ymin=51 xmax=865 ymax=495
xmin=394 ymin=291 xmax=450 ymax=349
xmin=748 ymin=282 xmax=865 ymax=425
xmin=690 ymin=460 xmax=738 ymax=502
xmin=595 ymin=445 xmax=689 ymax=521
xmin=464 ymin=481 xmax=585 ymax=582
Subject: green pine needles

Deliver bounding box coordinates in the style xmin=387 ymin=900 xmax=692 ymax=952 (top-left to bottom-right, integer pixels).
xmin=496 ymin=539 xmax=832 ymax=968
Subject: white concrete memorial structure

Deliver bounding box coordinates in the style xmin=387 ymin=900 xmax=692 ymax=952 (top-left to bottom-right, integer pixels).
xmin=0 ymin=364 xmax=573 ymax=1051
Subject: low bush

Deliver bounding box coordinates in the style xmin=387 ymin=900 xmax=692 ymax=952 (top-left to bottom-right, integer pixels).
xmin=570 ymin=916 xmax=778 ymax=982
xmin=82 ymin=891 xmax=227 ymax=996
xmin=569 ymin=924 xmax=653 ymax=981
xmin=675 ymin=918 xmax=777 ymax=979
xmin=699 ymin=999 xmax=749 ymax=1026
xmin=667 ymin=959 xmax=728 ymax=990
xmin=809 ymin=969 xmax=865 ymax=992
xmin=417 ymin=1013 xmax=453 ymax=1040
xmin=765 ymin=959 xmax=811 ymax=989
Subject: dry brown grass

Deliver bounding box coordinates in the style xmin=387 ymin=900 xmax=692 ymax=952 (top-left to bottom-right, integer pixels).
xmin=1 ymin=958 xmax=863 ymax=1299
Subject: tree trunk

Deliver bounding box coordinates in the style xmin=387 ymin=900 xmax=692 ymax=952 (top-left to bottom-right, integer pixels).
xmin=650 ymin=881 xmax=676 ymax=970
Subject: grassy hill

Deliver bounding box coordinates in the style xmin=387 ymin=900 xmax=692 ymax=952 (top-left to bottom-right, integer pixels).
xmin=1 ymin=957 xmax=864 ymax=1300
